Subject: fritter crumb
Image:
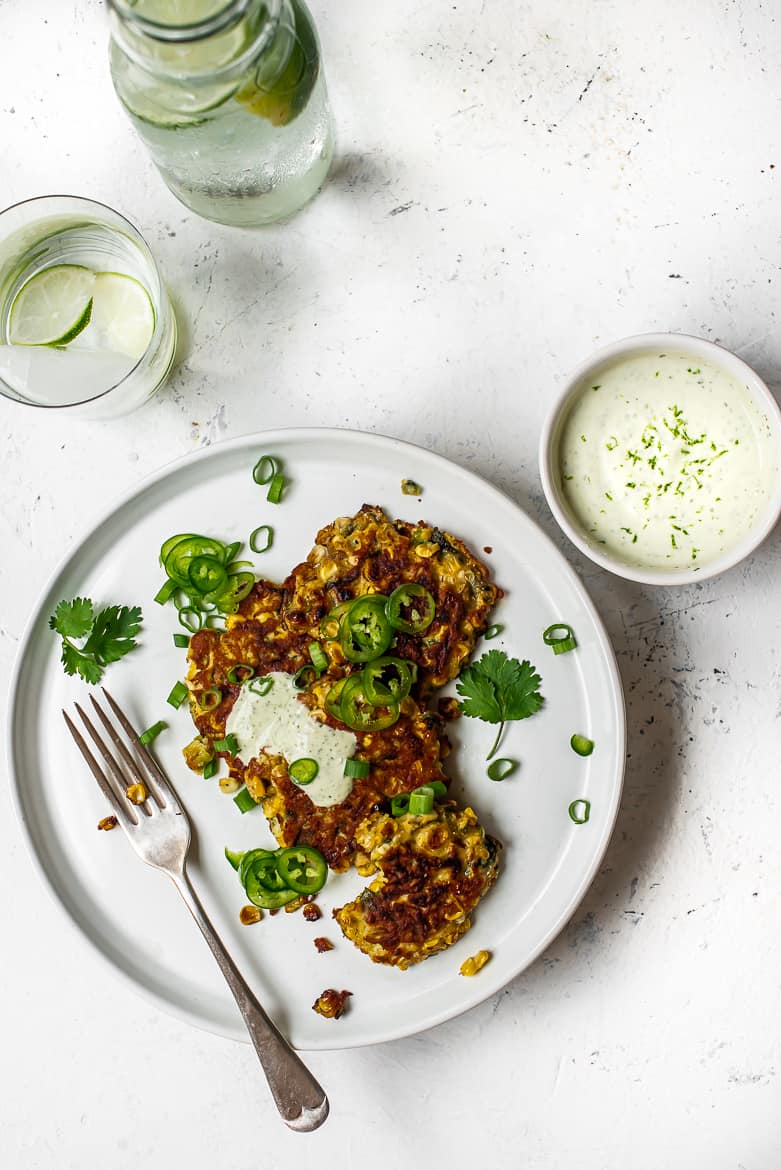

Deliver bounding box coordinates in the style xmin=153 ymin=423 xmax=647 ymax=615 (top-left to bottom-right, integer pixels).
xmin=303 ymin=903 xmax=322 ymax=922
xmin=314 ymin=937 xmax=333 ymax=953
xmin=240 ymin=906 xmax=263 ymax=925
xmin=312 ymin=989 xmax=352 ymax=1018
xmin=437 ymin=696 xmax=461 ymax=721
xmin=97 ymin=815 xmax=118 ymax=831
xmin=284 ymin=894 xmax=309 ymax=913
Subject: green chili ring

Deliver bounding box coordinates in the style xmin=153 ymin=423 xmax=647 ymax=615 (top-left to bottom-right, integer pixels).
xmin=361 ymin=656 xmax=413 ymax=706
xmin=275 ymin=845 xmax=328 ymax=895
xmin=339 ymin=595 xmax=393 ymax=662
xmin=338 ymin=674 xmax=400 ymax=731
xmin=385 ymin=583 xmax=436 ymax=634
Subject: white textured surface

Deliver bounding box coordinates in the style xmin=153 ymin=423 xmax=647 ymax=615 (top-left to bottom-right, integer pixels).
xmin=1 ymin=1 xmax=780 ymax=1166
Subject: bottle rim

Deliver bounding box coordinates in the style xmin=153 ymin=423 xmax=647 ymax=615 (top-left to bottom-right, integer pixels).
xmin=107 ymin=0 xmax=263 ymax=43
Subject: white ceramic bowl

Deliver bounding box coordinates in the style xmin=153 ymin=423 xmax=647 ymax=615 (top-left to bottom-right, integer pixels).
xmin=539 ymin=332 xmax=781 ymax=585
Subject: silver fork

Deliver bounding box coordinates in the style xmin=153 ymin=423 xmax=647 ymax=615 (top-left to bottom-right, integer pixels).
xmin=63 ymin=687 xmax=329 ymax=1133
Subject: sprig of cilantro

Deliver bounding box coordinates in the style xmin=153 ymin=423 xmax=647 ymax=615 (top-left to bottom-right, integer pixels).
xmin=456 ymin=649 xmax=543 ymax=759
xmin=49 ymin=597 xmax=143 ymax=684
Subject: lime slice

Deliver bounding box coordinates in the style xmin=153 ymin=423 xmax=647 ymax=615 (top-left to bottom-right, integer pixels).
xmin=88 ymin=273 xmax=156 ymax=360
xmin=129 ymin=0 xmax=235 ymax=27
xmin=8 ymin=265 xmax=96 ymax=347
xmin=235 ymin=28 xmax=315 ymax=127
xmin=110 ymin=5 xmax=247 ymax=125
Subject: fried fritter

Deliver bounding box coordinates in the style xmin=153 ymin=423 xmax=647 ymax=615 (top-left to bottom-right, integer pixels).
xmin=334 ymin=803 xmax=500 ymax=969
xmin=185 ymin=581 xmax=451 ymax=872
xmin=185 ymin=579 xmax=311 ymax=741
xmin=182 ymin=509 xmax=504 ymax=967
xmin=241 ymin=676 xmax=450 ymax=871
xmin=282 ymin=504 xmax=501 ymax=692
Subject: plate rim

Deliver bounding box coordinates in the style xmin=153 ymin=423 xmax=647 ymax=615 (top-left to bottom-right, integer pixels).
xmin=6 ymin=425 xmax=626 ymax=1050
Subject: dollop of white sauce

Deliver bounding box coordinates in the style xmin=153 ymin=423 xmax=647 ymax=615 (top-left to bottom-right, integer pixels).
xmin=225 ymin=672 xmax=357 ymax=807
xmin=558 ymin=351 xmax=779 ymax=571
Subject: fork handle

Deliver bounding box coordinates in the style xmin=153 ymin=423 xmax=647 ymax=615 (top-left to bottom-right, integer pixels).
xmin=172 ymin=869 xmax=329 ymax=1132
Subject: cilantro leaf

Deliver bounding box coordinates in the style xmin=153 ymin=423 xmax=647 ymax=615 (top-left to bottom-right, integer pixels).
xmin=456 ymin=648 xmax=543 ymax=758
xmin=61 ymin=641 xmax=104 ymax=684
xmin=50 ymin=597 xmax=143 ymax=684
xmin=49 ymin=597 xmax=94 ymax=640
xmin=84 ymin=605 xmax=143 ymax=664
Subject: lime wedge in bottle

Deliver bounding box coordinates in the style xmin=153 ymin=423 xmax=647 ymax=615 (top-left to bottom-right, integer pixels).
xmin=87 ymin=272 xmax=156 ymax=360
xmin=8 ymin=264 xmax=96 ymax=347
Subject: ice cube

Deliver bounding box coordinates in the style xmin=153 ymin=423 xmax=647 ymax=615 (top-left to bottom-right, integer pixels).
xmin=0 ymin=344 xmax=136 ymax=407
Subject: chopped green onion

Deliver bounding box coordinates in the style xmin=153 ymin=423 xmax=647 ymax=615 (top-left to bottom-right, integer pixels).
xmin=289 ymin=757 xmax=319 ymax=785
xmin=178 ymin=606 xmax=203 ymax=633
xmin=391 ymin=794 xmax=410 ymax=817
xmin=203 ymin=759 xmax=218 ymax=780
xmin=568 ymin=798 xmax=591 ymax=824
xmin=139 ymin=720 xmax=166 ymax=746
xmin=553 ymin=635 xmax=576 ymax=654
xmin=267 ymin=473 xmax=285 ymax=504
xmin=249 ymin=524 xmax=273 ymax=554
xmin=248 ymin=676 xmax=273 ymax=697
xmin=543 ymin=623 xmax=578 ymax=655
xmin=166 ymin=680 xmax=188 ymax=708
xmin=155 ymin=579 xmax=178 ymax=605
xmin=224 ymin=847 xmax=244 ymax=871
xmin=427 ymin=779 xmax=448 ymax=798
xmin=309 ymin=641 xmax=328 ymax=674
xmin=484 ymin=624 xmax=503 ymax=640
xmin=570 ymin=734 xmax=594 ymax=757
xmin=252 ymin=454 xmax=278 ymax=485
xmin=292 ymin=664 xmax=317 ymax=690
xmin=223 ymin=540 xmax=242 ymax=564
xmin=226 ymin=663 xmax=255 ymax=685
xmin=234 ymin=787 xmax=259 ymax=814
xmin=196 ymin=687 xmax=222 ymax=711
xmin=343 ymin=757 xmax=370 ymax=779
xmin=487 ymin=758 xmax=518 ymax=781
xmin=409 ymin=786 xmax=434 ymax=815
xmin=172 ymin=633 xmax=190 ymax=648
xmin=213 ymin=733 xmax=240 ymax=756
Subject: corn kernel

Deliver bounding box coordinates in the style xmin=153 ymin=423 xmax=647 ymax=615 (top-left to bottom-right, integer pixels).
xmin=240 ymin=905 xmax=263 ymax=925
xmin=126 ymin=782 xmax=147 ymax=805
xmin=460 ymin=949 xmax=491 ymax=977
xmin=97 ymin=815 xmax=118 ymax=831
xmin=219 ymin=775 xmax=241 ymax=794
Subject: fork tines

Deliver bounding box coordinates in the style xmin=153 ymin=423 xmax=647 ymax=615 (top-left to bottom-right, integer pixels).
xmin=63 ymin=688 xmax=177 ymax=829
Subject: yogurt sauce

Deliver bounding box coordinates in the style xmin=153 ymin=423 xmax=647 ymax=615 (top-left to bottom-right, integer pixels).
xmin=558 ymin=350 xmax=779 ymax=571
xmin=225 ymin=672 xmax=357 ymax=807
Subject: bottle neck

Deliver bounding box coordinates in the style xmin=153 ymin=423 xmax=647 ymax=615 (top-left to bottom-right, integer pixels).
xmin=108 ymin=0 xmax=283 ymax=77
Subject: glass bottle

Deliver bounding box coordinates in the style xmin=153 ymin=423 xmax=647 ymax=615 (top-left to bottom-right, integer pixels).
xmin=107 ymin=0 xmax=334 ymax=227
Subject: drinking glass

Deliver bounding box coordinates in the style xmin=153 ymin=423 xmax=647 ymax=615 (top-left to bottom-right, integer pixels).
xmin=0 ymin=195 xmax=177 ymax=419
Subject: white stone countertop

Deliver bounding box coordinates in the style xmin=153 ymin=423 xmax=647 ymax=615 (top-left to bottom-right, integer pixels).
xmin=2 ymin=1 xmax=780 ymax=1166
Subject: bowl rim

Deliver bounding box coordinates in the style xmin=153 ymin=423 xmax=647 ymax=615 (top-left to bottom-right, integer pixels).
xmin=538 ymin=331 xmax=781 ymax=586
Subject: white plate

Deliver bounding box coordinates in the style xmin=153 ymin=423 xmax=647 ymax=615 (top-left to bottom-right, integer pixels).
xmin=7 ymin=428 xmax=625 ymax=1051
